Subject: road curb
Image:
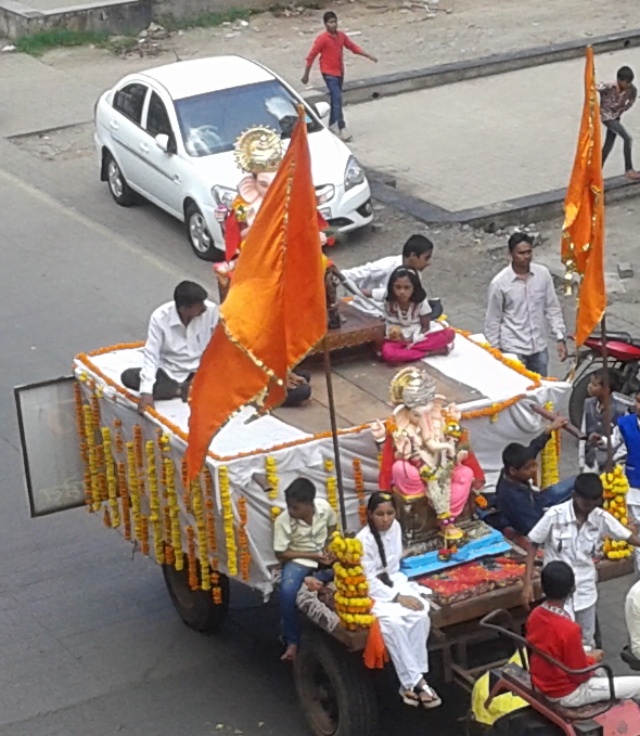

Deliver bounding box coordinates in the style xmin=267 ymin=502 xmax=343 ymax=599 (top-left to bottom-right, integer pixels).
xmin=306 ymin=29 xmax=640 ymax=106
xmin=367 ymin=169 xmax=640 ymax=229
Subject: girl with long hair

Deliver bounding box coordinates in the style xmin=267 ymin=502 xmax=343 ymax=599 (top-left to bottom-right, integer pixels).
xmin=381 ymin=266 xmax=454 ymax=364
xmin=356 ymin=492 xmax=441 ymax=709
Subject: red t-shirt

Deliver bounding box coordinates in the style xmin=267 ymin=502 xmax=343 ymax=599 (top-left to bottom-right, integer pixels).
xmin=305 ymin=31 xmax=364 ymax=77
xmin=526 ymin=605 xmax=596 ymax=698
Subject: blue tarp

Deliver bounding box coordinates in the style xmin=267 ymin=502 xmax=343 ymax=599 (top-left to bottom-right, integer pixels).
xmin=400 ymin=527 xmax=512 ymax=578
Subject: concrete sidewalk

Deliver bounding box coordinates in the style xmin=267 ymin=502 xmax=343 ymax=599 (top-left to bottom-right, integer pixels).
xmin=347 ymin=47 xmax=640 ymax=214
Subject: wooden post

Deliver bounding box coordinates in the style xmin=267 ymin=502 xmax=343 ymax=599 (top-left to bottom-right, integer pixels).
xmin=323 ymin=338 xmax=348 ymax=532
xmin=600 ymin=315 xmax=614 ymax=472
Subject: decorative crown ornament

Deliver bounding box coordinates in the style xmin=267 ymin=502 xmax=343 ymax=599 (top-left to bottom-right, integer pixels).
xmin=389 ymin=367 xmax=436 ymax=408
xmin=234 ymin=126 xmax=284 ymax=174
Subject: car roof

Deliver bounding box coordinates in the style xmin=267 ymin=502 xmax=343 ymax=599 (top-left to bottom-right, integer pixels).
xmin=138 ymin=55 xmax=276 ymax=100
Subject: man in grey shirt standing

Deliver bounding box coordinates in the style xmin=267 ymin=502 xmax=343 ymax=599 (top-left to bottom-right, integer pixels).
xmin=484 ymin=232 xmax=567 ymax=377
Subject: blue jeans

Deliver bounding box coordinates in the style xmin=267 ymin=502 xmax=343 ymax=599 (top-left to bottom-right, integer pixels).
xmin=516 ymin=349 xmax=549 ymax=377
xmin=323 ymin=74 xmax=344 ymax=129
xmin=280 ymin=561 xmax=333 ymax=647
xmin=539 ymin=475 xmax=576 ymax=509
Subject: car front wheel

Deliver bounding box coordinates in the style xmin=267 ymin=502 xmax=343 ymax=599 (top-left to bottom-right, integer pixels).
xmin=105 ymin=152 xmax=136 ymax=206
xmin=186 ymin=202 xmax=218 ymax=260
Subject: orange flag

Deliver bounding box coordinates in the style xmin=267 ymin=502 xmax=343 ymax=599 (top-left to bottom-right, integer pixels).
xmin=185 ymin=110 xmax=327 ymax=479
xmin=561 ymin=46 xmax=606 ymax=347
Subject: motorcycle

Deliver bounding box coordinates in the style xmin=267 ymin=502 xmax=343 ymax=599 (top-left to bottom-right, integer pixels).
xmin=567 ymin=330 xmax=640 ymax=427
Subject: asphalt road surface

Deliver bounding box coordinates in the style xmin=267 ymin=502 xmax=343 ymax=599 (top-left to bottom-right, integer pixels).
xmin=0 ymin=126 xmax=473 ymax=736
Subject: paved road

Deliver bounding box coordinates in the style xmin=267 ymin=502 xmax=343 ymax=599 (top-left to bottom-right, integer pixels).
xmin=0 ymin=48 xmax=637 ymax=736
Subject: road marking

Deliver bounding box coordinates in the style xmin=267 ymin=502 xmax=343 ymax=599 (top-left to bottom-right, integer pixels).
xmin=0 ymin=165 xmax=179 ymax=276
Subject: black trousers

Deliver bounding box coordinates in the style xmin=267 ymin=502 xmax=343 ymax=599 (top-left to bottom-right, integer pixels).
xmin=283 ymin=370 xmax=312 ymax=407
xmin=602 ymin=118 xmax=634 ymax=171
xmin=121 ymin=367 xmax=191 ymax=400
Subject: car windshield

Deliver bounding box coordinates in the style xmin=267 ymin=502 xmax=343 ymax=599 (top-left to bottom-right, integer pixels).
xmin=174 ymin=80 xmax=321 ymax=158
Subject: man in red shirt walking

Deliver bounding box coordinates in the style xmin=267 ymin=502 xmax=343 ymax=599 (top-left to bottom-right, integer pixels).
xmin=302 ymin=11 xmax=377 ymax=141
xmin=527 ymin=560 xmax=640 ymax=707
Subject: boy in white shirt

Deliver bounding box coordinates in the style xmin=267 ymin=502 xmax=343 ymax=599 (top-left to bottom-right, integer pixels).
xmin=522 ymin=473 xmax=640 ymax=648
xmin=341 ymin=234 xmax=434 ymax=317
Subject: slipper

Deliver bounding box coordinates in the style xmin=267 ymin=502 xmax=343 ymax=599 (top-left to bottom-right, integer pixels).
xmin=399 ymin=687 xmax=420 ymax=707
xmin=414 ymin=681 xmax=442 ymax=710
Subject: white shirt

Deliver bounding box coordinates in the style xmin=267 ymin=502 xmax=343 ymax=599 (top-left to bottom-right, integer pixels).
xmin=626 ymin=580 xmax=640 ymax=658
xmin=484 ymin=263 xmax=566 ymax=356
xmin=528 ymin=499 xmax=631 ymax=611
xmin=139 ymin=300 xmax=219 ymax=394
xmin=357 ymin=520 xmax=407 ymax=603
xmin=384 ymin=299 xmax=432 ymax=341
xmin=343 ymin=255 xmax=417 ymax=316
xmin=272 ymin=498 xmax=337 ymax=569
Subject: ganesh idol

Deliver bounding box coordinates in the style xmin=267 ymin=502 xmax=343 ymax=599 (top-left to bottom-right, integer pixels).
xmin=372 ymin=367 xmax=484 ymax=549
xmin=213 ymin=126 xmax=340 ymax=328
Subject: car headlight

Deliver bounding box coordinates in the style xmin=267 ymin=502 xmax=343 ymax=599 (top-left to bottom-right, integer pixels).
xmin=344 ymin=156 xmax=365 ymax=191
xmin=211 ymin=185 xmax=236 ymax=208
xmin=315 ymin=184 xmax=335 ymax=205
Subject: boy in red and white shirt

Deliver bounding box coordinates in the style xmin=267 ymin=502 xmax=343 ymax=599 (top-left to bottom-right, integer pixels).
xmin=527 ymin=560 xmax=640 ymax=707
xmin=302 ymin=11 xmax=377 ymax=141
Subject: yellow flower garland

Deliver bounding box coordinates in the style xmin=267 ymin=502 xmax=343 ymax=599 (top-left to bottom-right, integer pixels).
xmin=126 ymin=440 xmax=142 ymax=546
xmin=102 ymin=427 xmax=121 ymax=528
xmin=191 ymin=478 xmax=210 ymax=590
xmin=265 ymin=455 xmax=281 ymax=520
xmin=146 ymin=439 xmax=164 ymax=564
xmin=218 ymin=465 xmax=238 ymax=576
xmin=353 ymin=458 xmax=367 ymax=526
xmin=324 ymin=458 xmax=339 ymax=520
xmin=602 ymin=465 xmax=633 ymax=560
xmin=540 ymin=402 xmax=560 ymax=489
xmin=82 ymin=404 xmax=101 ymax=512
xmin=164 ymin=454 xmax=183 ymax=570
xmin=329 ymin=532 xmax=373 ymax=630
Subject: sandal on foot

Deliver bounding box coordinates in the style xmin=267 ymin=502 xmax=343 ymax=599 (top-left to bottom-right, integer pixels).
xmin=399 ymin=687 xmax=420 ymax=707
xmin=414 ymin=681 xmax=442 ymax=710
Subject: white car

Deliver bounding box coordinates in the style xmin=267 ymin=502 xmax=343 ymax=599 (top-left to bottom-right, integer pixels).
xmin=94 ymin=55 xmax=373 ymax=260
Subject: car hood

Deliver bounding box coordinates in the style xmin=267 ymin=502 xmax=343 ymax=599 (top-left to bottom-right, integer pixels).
xmin=188 ymin=129 xmax=354 ymax=189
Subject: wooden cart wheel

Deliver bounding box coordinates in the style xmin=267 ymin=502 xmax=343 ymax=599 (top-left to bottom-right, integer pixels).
xmin=294 ymin=628 xmax=378 ymax=736
xmin=162 ymin=556 xmax=229 ymax=633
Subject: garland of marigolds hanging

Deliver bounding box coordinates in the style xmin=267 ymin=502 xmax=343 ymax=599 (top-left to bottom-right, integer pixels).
xmin=540 ymin=402 xmax=561 ymax=489
xmin=329 ymin=532 xmax=373 ymax=631
xmin=324 ymin=458 xmax=339 ymax=520
xmin=265 ymin=456 xmax=281 ymax=520
xmin=602 ymin=465 xmax=633 ymax=560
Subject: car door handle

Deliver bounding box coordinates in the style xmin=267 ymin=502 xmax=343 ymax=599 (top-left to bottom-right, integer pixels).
xmin=109 ymin=120 xmax=119 ymax=130
xmin=139 ymin=143 xmax=149 ymax=153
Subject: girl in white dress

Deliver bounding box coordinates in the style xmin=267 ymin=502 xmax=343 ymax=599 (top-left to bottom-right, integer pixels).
xmin=357 ymin=492 xmax=441 ymax=708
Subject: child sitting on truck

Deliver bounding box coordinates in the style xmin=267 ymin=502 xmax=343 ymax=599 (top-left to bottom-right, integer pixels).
xmin=273 ymin=478 xmax=337 ymax=661
xmin=527 ymin=560 xmax=640 ymax=707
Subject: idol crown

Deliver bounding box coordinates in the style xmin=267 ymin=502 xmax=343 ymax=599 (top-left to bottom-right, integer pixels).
xmin=234 ymin=126 xmax=284 ymax=174
xmin=390 ymin=367 xmax=437 ymax=408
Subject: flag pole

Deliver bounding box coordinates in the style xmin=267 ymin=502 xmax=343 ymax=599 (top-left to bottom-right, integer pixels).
xmin=600 ymin=315 xmax=614 ymax=471
xmin=322 ymin=338 xmax=348 ymax=532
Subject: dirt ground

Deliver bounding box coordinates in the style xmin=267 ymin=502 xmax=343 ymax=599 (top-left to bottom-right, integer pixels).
xmin=34 ymin=0 xmax=636 ymax=91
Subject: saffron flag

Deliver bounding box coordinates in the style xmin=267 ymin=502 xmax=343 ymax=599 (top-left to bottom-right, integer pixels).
xmin=561 ymin=46 xmax=606 ymax=346
xmin=185 ymin=110 xmax=327 ymax=479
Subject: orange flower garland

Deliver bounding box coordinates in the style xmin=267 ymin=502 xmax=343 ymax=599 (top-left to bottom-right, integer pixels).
xmin=186 ymin=526 xmax=198 ymax=590
xmin=237 ymin=497 xmax=251 ymax=583
xmin=204 ymin=469 xmax=218 ymax=556
xmin=117 ymin=460 xmax=131 ymax=539
xmin=353 ymin=458 xmax=367 ymax=526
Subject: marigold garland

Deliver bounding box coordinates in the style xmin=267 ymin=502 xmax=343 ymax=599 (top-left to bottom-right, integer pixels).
xmin=353 ymin=458 xmax=367 ymax=526
xmin=164 ymin=507 xmax=175 ymax=566
xmin=237 ymin=497 xmax=251 ymax=583
xmin=540 ymin=402 xmax=560 ymax=489
xmin=329 ymin=532 xmax=373 ymax=630
xmin=133 ymin=425 xmax=144 ymax=471
xmin=126 ymin=440 xmax=142 ymax=544
xmin=186 ymin=526 xmax=198 ymax=590
xmin=265 ymin=455 xmax=281 ymax=521
xmin=218 ymin=465 xmax=238 ymax=576
xmin=74 ymin=382 xmax=88 ymax=464
xmin=146 ymin=440 xmax=164 ymax=564
xmin=164 ymin=455 xmax=183 ymax=570
xmin=203 ymin=469 xmax=218 ymax=555
xmin=102 ymin=427 xmax=121 ymax=528
xmin=83 ymin=404 xmax=101 ymax=512
xmin=602 ymin=465 xmax=633 ymax=560
xmin=140 ymin=514 xmax=150 ymax=556
xmin=191 ymin=478 xmax=210 ymax=590
xmin=211 ymin=567 xmax=224 ymax=605
xmin=324 ymin=458 xmax=339 ymax=520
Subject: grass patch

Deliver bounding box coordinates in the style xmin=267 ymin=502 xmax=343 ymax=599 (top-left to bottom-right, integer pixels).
xmin=158 ymin=8 xmax=255 ymax=32
xmin=15 ymin=28 xmax=111 ymax=56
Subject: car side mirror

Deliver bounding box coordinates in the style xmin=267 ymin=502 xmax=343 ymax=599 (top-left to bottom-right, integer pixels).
xmin=155 ymin=133 xmax=171 ymax=153
xmin=315 ymin=101 xmax=330 ymax=121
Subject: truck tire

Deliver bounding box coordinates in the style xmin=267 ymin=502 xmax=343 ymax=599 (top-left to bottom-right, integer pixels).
xmin=294 ymin=629 xmax=378 ymax=736
xmin=486 ymin=707 xmax=563 ymax=735
xmin=162 ymin=557 xmax=229 ymax=633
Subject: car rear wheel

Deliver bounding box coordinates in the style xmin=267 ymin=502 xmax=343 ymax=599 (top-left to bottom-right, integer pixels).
xmin=186 ymin=202 xmax=217 ymax=260
xmin=105 ymin=152 xmax=136 ymax=206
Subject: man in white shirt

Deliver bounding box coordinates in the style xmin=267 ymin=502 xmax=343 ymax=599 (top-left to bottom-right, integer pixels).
xmin=522 ymin=473 xmax=640 ymax=648
xmin=341 ymin=234 xmax=434 ymax=317
xmin=625 ymin=579 xmax=640 ymax=661
xmin=484 ymin=232 xmax=567 ymax=377
xmin=121 ymin=281 xmax=219 ymax=414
